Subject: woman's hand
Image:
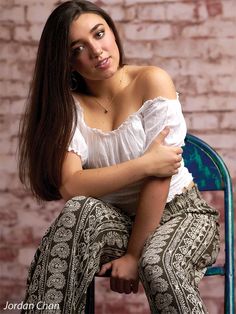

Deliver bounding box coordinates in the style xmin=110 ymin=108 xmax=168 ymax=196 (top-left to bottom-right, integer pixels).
xmin=143 ymin=127 xmax=183 ymax=177
xmin=97 ymin=254 xmax=139 ymax=294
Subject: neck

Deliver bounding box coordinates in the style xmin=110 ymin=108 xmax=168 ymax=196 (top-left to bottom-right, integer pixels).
xmin=85 ymin=66 xmax=125 ymax=100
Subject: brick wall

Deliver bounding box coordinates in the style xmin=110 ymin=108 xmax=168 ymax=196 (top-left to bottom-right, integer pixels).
xmin=0 ymin=0 xmax=235 ymax=313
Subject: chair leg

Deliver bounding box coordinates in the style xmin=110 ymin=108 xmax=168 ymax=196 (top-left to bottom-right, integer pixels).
xmin=85 ymin=278 xmax=95 ymax=314
xmin=224 ymin=271 xmax=235 ymax=314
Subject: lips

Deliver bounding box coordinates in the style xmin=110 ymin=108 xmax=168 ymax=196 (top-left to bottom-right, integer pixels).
xmin=95 ymin=57 xmax=111 ymax=69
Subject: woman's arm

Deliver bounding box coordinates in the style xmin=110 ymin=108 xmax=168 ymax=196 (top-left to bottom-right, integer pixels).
xmin=126 ymin=177 xmax=170 ymax=259
xmin=60 ymin=127 xmax=182 ymax=200
xmin=98 ymin=177 xmax=170 ymax=294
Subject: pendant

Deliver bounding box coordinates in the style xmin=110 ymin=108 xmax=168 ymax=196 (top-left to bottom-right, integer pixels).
xmin=104 ymin=109 xmax=108 ymax=114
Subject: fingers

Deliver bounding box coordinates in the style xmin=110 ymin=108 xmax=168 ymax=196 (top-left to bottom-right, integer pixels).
xmin=131 ymin=280 xmax=139 ymax=294
xmin=155 ymin=127 xmax=170 ymax=144
xmin=175 ymin=146 xmax=183 ymax=155
xmin=110 ymin=277 xmax=139 ymax=294
xmin=97 ymin=262 xmax=112 ymax=276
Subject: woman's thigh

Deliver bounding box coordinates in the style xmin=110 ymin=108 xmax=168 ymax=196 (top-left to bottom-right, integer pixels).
xmin=139 ymin=213 xmax=219 ymax=313
xmin=23 ymin=196 xmax=132 ymax=311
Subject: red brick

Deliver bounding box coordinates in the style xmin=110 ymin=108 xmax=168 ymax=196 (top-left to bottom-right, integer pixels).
xmin=206 ymin=0 xmax=223 ymax=17
xmin=0 ymin=247 xmax=18 ymax=261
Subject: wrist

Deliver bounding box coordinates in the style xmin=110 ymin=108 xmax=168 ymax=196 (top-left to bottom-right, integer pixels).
xmin=137 ymin=155 xmax=150 ymax=177
xmin=125 ymin=251 xmax=140 ymax=262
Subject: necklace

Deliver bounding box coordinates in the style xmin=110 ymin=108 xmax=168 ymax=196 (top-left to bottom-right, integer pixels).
xmin=93 ymin=66 xmax=125 ymax=114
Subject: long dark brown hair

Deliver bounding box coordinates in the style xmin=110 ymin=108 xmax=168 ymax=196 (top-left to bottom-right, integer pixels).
xmin=18 ymin=0 xmax=125 ymax=201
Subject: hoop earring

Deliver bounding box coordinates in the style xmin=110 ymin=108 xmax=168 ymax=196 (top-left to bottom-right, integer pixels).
xmin=70 ymin=71 xmax=79 ymax=91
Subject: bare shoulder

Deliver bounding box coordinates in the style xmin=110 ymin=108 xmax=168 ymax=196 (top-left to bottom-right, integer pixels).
xmin=132 ymin=66 xmax=177 ymax=102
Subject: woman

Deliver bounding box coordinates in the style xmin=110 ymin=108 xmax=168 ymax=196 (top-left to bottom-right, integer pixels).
xmin=18 ymin=1 xmax=220 ymax=313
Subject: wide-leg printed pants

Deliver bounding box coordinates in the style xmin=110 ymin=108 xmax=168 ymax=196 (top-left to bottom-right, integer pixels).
xmin=22 ymin=185 xmax=220 ymax=314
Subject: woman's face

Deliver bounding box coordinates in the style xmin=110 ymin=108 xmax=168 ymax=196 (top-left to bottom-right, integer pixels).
xmin=69 ymin=13 xmax=120 ymax=81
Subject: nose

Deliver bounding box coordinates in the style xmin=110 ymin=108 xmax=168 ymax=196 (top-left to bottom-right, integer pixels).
xmin=89 ymin=42 xmax=103 ymax=58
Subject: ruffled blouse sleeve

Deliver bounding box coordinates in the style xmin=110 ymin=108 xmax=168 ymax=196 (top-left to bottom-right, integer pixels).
xmin=142 ymin=95 xmax=187 ymax=150
xmin=67 ymin=127 xmax=88 ymax=166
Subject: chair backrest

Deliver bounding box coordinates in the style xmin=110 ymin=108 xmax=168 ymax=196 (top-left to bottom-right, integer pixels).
xmin=183 ymin=133 xmax=234 ymax=314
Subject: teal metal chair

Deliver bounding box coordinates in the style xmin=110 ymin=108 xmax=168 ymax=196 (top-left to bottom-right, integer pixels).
xmin=85 ymin=133 xmax=235 ymax=314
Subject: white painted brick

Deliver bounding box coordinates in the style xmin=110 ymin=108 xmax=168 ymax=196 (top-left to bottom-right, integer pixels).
xmin=183 ymin=95 xmax=236 ymax=112
xmin=201 ymin=38 xmax=236 ymax=59
xmin=0 ymin=25 xmax=11 ymax=40
xmin=197 ymin=2 xmax=208 ymax=22
xmin=0 ymin=138 xmax=11 ymax=154
xmin=14 ymin=0 xmax=54 ymax=4
xmin=212 ymin=75 xmax=236 ymax=93
xmin=153 ymin=39 xmax=202 ymax=58
xmin=200 ymin=133 xmax=236 ymax=150
xmin=221 ymin=151 xmax=236 ymax=176
xmin=13 ymin=24 xmax=44 ymax=42
xmin=0 ymin=43 xmax=37 ymax=62
xmin=179 ymin=58 xmax=236 ymax=76
xmin=222 ymin=0 xmax=236 ymax=19
xmin=10 ymin=99 xmax=27 ymax=115
xmin=0 ymin=261 xmax=29 ymax=281
xmin=0 ymin=173 xmax=12 ymax=191
xmin=0 ymin=98 xmax=10 ymax=114
xmin=124 ymin=41 xmax=153 ymax=59
xmin=182 ymin=20 xmax=236 ymax=38
xmin=194 ymin=76 xmax=212 ymax=94
xmin=125 ymin=0 xmax=156 ymax=4
xmin=0 ymin=6 xmax=25 ymax=24
xmin=10 ymin=118 xmax=21 ymax=137
xmin=0 ymin=156 xmax=17 ymax=174
xmin=106 ymin=5 xmax=137 ymax=21
xmin=220 ymin=112 xmax=236 ymax=129
xmin=10 ymin=137 xmax=18 ymax=155
xmin=157 ymin=59 xmax=182 ymax=78
xmin=0 ymin=0 xmax=15 ymax=5
xmin=124 ymin=0 xmax=177 ymax=4
xmin=123 ymin=23 xmax=172 ymax=40
xmin=187 ymin=113 xmax=219 ymax=130
xmin=26 ymin=3 xmax=54 ymax=24
xmin=0 ymin=61 xmax=33 ymax=81
xmin=155 ymin=38 xmax=236 ymax=59
xmin=99 ymin=0 xmax=124 ymax=4
xmin=166 ymin=3 xmax=196 ymax=21
xmin=102 ymin=5 xmax=125 ymax=21
xmin=137 ymin=4 xmax=166 ymax=21
xmin=0 ymin=80 xmax=29 ymax=98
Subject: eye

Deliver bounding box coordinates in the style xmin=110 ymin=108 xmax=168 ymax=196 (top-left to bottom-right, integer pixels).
xmin=96 ymin=29 xmax=105 ymax=39
xmin=72 ymin=45 xmax=85 ymax=55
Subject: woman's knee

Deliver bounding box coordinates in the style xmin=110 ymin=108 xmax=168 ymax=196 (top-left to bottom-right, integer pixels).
xmin=138 ymin=232 xmax=173 ymax=280
xmin=63 ymin=195 xmax=100 ymax=216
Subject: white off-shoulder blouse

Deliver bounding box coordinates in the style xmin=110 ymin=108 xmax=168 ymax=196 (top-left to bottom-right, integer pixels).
xmin=68 ymin=94 xmax=193 ymax=215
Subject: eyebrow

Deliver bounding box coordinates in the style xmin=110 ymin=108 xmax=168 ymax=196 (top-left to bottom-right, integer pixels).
xmin=70 ymin=23 xmax=104 ymax=47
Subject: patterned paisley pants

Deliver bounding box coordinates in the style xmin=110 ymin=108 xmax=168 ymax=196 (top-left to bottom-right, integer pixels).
xmin=22 ymin=185 xmax=220 ymax=314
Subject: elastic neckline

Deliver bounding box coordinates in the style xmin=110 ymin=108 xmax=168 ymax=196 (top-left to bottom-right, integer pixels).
xmin=73 ymin=93 xmax=179 ymax=136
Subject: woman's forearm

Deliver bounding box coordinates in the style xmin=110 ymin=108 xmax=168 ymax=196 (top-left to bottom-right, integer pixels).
xmin=126 ymin=177 xmax=171 ymax=259
xmin=61 ymin=156 xmax=148 ymax=200
xmin=61 ymin=129 xmax=181 ymax=200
